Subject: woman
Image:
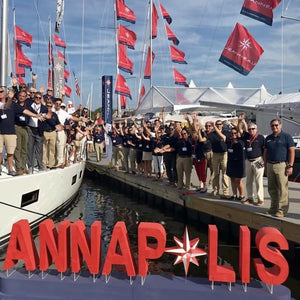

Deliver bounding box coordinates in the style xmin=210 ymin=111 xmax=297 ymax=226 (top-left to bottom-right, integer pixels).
xmin=191 ymin=129 xmax=207 ymax=192
xmin=152 ymin=130 xmax=164 ymax=180
xmin=226 ymin=127 xmax=246 ymax=201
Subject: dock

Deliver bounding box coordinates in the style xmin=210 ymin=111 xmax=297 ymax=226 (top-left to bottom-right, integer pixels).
xmin=86 ymin=156 xmax=300 ymax=245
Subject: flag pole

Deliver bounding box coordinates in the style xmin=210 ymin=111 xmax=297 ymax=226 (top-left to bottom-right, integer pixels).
xmin=0 ymin=0 xmax=9 ymax=87
xmin=114 ymin=0 xmax=121 ymax=117
xmin=80 ymin=0 xmax=85 ymax=105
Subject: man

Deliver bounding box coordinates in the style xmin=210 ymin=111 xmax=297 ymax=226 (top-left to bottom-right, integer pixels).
xmin=240 ymin=122 xmax=265 ymax=206
xmin=263 ymin=119 xmax=295 ymax=218
xmin=203 ymin=121 xmax=213 ymax=187
xmin=207 ymin=120 xmax=230 ymax=198
xmin=43 ymin=87 xmax=55 ymax=104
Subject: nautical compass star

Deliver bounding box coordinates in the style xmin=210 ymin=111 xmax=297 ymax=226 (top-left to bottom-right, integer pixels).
xmin=165 ymin=227 xmax=207 ymax=276
xmin=239 ymin=38 xmax=251 ymax=51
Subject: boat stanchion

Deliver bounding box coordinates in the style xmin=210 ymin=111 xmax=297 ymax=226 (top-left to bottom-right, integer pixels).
xmin=210 ymin=280 xmax=214 ymax=290
xmin=73 ymin=271 xmax=80 ymax=282
xmin=28 ymin=270 xmax=35 ymax=279
xmin=92 ymin=273 xmax=98 ymax=283
xmin=242 ymin=282 xmax=248 ymax=292
xmin=105 ymin=274 xmax=110 ymax=283
xmin=6 ymin=267 xmax=16 ymax=278
xmin=60 ymin=272 xmax=66 ymax=280
xmin=266 ymin=283 xmax=274 ymax=294
xmin=129 ymin=276 xmax=134 ymax=285
xmin=140 ymin=276 xmax=146 ymax=286
xmin=228 ymin=282 xmax=232 ymax=291
xmin=41 ymin=270 xmax=49 ymax=279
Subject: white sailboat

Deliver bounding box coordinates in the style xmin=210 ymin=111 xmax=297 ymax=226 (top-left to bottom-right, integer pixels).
xmin=0 ymin=0 xmax=85 ymax=249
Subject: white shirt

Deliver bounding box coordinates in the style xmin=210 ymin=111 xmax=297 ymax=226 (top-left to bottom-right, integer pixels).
xmin=53 ymin=108 xmax=71 ymax=125
xmin=28 ymin=103 xmax=41 ymax=127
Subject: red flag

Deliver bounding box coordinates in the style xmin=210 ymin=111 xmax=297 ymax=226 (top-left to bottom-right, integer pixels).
xmin=53 ymin=34 xmax=66 ymax=48
xmin=15 ymin=63 xmax=25 ymax=77
xmin=118 ymin=44 xmax=134 ymax=75
xmin=137 ymin=85 xmax=145 ymax=107
xmin=240 ymin=0 xmax=281 ymax=26
xmin=18 ymin=74 xmax=25 ymax=84
xmin=64 ymin=69 xmax=70 ymax=82
xmin=173 ymin=68 xmax=188 ymax=87
xmin=57 ymin=50 xmax=67 ymax=64
xmin=48 ymin=69 xmax=52 ymax=89
xmin=165 ymin=24 xmax=179 ymax=45
xmin=219 ymin=23 xmax=264 ymax=76
xmin=159 ymin=3 xmax=172 ymax=24
xmin=115 ymin=74 xmax=132 ymax=99
xmin=116 ymin=0 xmax=136 ymax=24
xmin=152 ymin=3 xmax=159 ymax=39
xmin=73 ymin=71 xmax=81 ymax=96
xmin=118 ymin=24 xmax=137 ymax=49
xmin=14 ymin=25 xmax=33 ymax=47
xmin=64 ymin=84 xmax=72 ymax=97
xmin=170 ymin=45 xmax=187 ymax=64
xmin=48 ymin=39 xmax=53 ymax=65
xmin=15 ymin=43 xmax=32 ymax=69
xmin=176 ymin=90 xmax=190 ymax=104
xmin=120 ymin=95 xmax=127 ymax=109
xmin=144 ymin=46 xmax=155 ymax=79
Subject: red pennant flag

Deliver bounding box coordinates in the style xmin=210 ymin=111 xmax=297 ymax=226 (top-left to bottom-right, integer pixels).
xmin=165 ymin=24 xmax=179 ymax=45
xmin=159 ymin=3 xmax=172 ymax=24
xmin=116 ymin=0 xmax=136 ymax=24
xmin=48 ymin=69 xmax=52 ymax=89
xmin=64 ymin=84 xmax=72 ymax=97
xmin=115 ymin=74 xmax=132 ymax=99
xmin=15 ymin=63 xmax=25 ymax=77
xmin=73 ymin=71 xmax=81 ymax=96
xmin=48 ymin=39 xmax=53 ymax=65
xmin=120 ymin=95 xmax=127 ymax=109
xmin=219 ymin=23 xmax=264 ymax=76
xmin=240 ymin=0 xmax=281 ymax=26
xmin=53 ymin=34 xmax=66 ymax=48
xmin=18 ymin=74 xmax=25 ymax=84
xmin=170 ymin=45 xmax=187 ymax=64
xmin=118 ymin=24 xmax=137 ymax=50
xmin=152 ymin=3 xmax=159 ymax=39
xmin=57 ymin=50 xmax=67 ymax=64
xmin=144 ymin=46 xmax=155 ymax=79
xmin=137 ymin=85 xmax=145 ymax=107
xmin=15 ymin=43 xmax=32 ymax=70
xmin=173 ymin=68 xmax=188 ymax=87
xmin=118 ymin=44 xmax=134 ymax=75
xmin=15 ymin=25 xmax=33 ymax=47
xmin=64 ymin=69 xmax=70 ymax=82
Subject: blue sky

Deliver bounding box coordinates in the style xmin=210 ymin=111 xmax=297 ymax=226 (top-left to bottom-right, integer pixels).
xmin=8 ymin=0 xmax=300 ymax=110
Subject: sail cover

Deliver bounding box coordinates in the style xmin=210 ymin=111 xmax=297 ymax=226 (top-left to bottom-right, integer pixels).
xmin=54 ymin=34 xmax=66 ymax=48
xmin=219 ymin=23 xmax=264 ymax=76
xmin=170 ymin=45 xmax=187 ymax=64
xmin=118 ymin=24 xmax=137 ymax=49
xmin=240 ymin=0 xmax=282 ymax=26
xmin=152 ymin=3 xmax=159 ymax=39
xmin=15 ymin=25 xmax=33 ymax=47
xmin=116 ymin=0 xmax=136 ymax=24
xmin=159 ymin=3 xmax=172 ymax=24
xmin=118 ymin=44 xmax=134 ymax=74
xmin=144 ymin=46 xmax=155 ymax=79
xmin=115 ymin=74 xmax=132 ymax=99
xmin=165 ymin=24 xmax=179 ymax=45
xmin=173 ymin=68 xmax=188 ymax=87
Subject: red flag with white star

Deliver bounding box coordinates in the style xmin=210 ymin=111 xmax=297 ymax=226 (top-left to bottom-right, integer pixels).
xmin=118 ymin=44 xmax=134 ymax=75
xmin=115 ymin=74 xmax=132 ymax=99
xmin=173 ymin=68 xmax=188 ymax=87
xmin=118 ymin=24 xmax=137 ymax=49
xmin=170 ymin=45 xmax=187 ymax=64
xmin=116 ymin=0 xmax=136 ymax=24
xmin=219 ymin=23 xmax=264 ymax=76
xmin=15 ymin=25 xmax=33 ymax=47
xmin=53 ymin=34 xmax=66 ymax=48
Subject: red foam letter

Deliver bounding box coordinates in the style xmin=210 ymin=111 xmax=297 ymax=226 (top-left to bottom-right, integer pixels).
xmin=253 ymin=227 xmax=289 ymax=285
xmin=138 ymin=222 xmax=166 ymax=277
xmin=3 ymin=220 xmax=39 ymax=271
xmin=39 ymin=219 xmax=70 ymax=272
xmin=71 ymin=220 xmax=102 ymax=274
xmin=208 ymin=225 xmax=236 ymax=283
xmin=102 ymin=221 xmax=135 ymax=276
xmin=239 ymin=225 xmax=250 ymax=283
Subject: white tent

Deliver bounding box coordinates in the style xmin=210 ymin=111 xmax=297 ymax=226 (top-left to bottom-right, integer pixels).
xmin=135 ymin=85 xmax=272 ymax=115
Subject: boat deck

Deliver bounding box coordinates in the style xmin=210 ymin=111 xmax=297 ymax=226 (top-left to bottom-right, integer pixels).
xmin=86 ymin=155 xmax=300 ymax=244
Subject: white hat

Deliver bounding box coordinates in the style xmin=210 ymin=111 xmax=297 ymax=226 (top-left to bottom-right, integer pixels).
xmin=61 ymin=102 xmax=66 ymax=107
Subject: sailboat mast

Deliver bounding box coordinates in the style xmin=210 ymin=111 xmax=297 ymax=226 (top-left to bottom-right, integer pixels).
xmin=1 ymin=0 xmax=9 ymax=87
xmin=114 ymin=0 xmax=121 ymax=117
xmin=150 ymin=0 xmax=153 ymax=89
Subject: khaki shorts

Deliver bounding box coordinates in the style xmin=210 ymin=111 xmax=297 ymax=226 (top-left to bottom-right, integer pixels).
xmin=0 ymin=134 xmax=17 ymax=154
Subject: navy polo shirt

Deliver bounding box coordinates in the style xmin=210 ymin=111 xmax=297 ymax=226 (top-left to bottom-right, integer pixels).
xmin=108 ymin=132 xmax=122 ymax=146
xmin=207 ymin=131 xmax=229 ymax=153
xmin=122 ymin=133 xmax=131 ymax=148
xmin=265 ymin=131 xmax=294 ymax=162
xmin=175 ymin=138 xmax=192 ymax=157
xmin=242 ymin=132 xmax=265 ymax=159
xmin=94 ymin=131 xmax=105 ymax=143
xmin=0 ymin=101 xmax=25 ymax=134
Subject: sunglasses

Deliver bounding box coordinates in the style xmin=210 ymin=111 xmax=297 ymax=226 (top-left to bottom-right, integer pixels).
xmin=231 ymin=132 xmax=238 ymax=135
xmin=216 ymin=123 xmax=222 ymax=126
xmin=271 ymin=124 xmax=279 ymax=127
xmin=248 ymin=128 xmax=256 ymax=130
xmin=35 ymin=96 xmax=42 ymax=99
xmin=0 ymin=90 xmax=4 ymax=93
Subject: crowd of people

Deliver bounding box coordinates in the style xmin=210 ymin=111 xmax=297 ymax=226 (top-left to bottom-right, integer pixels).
xmin=0 ymin=77 xmax=103 ymax=176
xmin=103 ymin=110 xmax=295 ymax=218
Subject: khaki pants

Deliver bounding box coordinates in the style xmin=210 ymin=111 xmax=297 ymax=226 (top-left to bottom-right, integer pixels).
xmin=205 ymin=150 xmax=213 ymax=185
xmin=176 ymin=156 xmax=193 ymax=189
xmin=43 ymin=131 xmax=56 ymax=168
xmin=56 ymin=130 xmax=67 ymax=165
xmin=246 ymin=157 xmax=264 ymax=202
xmin=95 ymin=142 xmax=104 ymax=161
xmin=14 ymin=126 xmax=28 ymax=170
xmin=267 ymin=162 xmax=289 ymax=214
xmin=211 ymin=152 xmax=229 ymax=196
xmin=112 ymin=145 xmax=124 ymax=168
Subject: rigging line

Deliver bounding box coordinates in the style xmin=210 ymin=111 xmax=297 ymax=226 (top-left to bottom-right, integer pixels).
xmin=199 ymin=0 xmax=226 ymax=87
xmin=80 ymin=0 xmax=85 ymax=105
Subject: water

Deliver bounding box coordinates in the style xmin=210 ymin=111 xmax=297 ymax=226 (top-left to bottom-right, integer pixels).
xmin=66 ymin=176 xmax=299 ymax=299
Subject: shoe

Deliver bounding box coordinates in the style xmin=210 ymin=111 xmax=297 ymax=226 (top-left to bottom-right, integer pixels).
xmin=266 ymin=209 xmax=275 ymax=216
xmin=17 ymin=169 xmax=24 ymax=176
xmin=0 ymin=167 xmax=2 ymax=175
xmin=238 ymin=196 xmax=246 ymax=202
xmin=200 ymin=188 xmax=207 ymax=193
xmin=38 ymin=166 xmax=47 ymax=172
xmin=275 ymin=211 xmax=284 ymax=218
xmin=220 ymin=195 xmax=231 ymax=200
xmin=131 ymin=171 xmax=136 ymax=174
xmin=254 ymin=200 xmax=264 ymax=206
xmin=210 ymin=191 xmax=219 ymax=196
xmin=8 ymin=170 xmax=18 ymax=176
xmin=58 ymin=164 xmax=65 ymax=169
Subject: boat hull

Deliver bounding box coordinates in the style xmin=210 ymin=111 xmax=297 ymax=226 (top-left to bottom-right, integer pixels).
xmin=0 ymin=162 xmax=85 ymax=248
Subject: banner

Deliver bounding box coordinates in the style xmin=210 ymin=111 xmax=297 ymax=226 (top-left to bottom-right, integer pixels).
xmin=115 ymin=74 xmax=132 ymax=99
xmin=165 ymin=24 xmax=179 ymax=45
xmin=102 ymin=75 xmax=113 ymax=125
xmin=159 ymin=3 xmax=172 ymax=24
xmin=15 ymin=43 xmax=32 ymax=70
xmin=64 ymin=69 xmax=70 ymax=82
xmin=15 ymin=25 xmax=33 ymax=47
xmin=118 ymin=24 xmax=137 ymax=50
xmin=170 ymin=45 xmax=187 ymax=64
xmin=173 ymin=68 xmax=188 ymax=87
xmin=219 ymin=23 xmax=264 ymax=76
xmin=118 ymin=44 xmax=134 ymax=74
xmin=52 ymin=57 xmax=65 ymax=98
xmin=116 ymin=0 xmax=136 ymax=24
xmin=54 ymin=34 xmax=66 ymax=48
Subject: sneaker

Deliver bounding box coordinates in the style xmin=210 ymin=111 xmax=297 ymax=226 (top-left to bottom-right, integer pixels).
xmin=254 ymin=200 xmax=264 ymax=206
xmin=238 ymin=196 xmax=246 ymax=202
xmin=220 ymin=195 xmax=231 ymax=200
xmin=275 ymin=211 xmax=284 ymax=218
xmin=8 ymin=170 xmax=18 ymax=176
xmin=241 ymin=198 xmax=251 ymax=204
